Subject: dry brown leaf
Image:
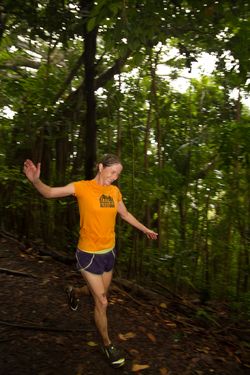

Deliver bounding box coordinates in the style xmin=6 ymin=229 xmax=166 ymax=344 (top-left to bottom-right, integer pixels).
xmin=197 ymin=346 xmax=210 ymax=354
xmin=132 ymin=363 xmax=150 ymax=372
xmin=164 ymin=319 xmax=177 ymax=328
xmin=129 ymin=348 xmax=140 ymax=357
xmin=234 ymin=355 xmax=242 ymax=364
xmin=160 ymin=368 xmax=170 ymax=375
xmin=118 ymin=332 xmax=136 ymax=341
xmin=146 ymin=332 xmax=157 ymax=343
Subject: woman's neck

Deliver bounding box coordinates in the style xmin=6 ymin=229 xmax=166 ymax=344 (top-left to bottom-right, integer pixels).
xmin=93 ymin=174 xmax=104 ymax=186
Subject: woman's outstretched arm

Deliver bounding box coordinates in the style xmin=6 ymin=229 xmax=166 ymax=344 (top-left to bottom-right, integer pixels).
xmin=117 ymin=200 xmax=158 ymax=240
xmin=23 ymin=159 xmax=74 ymax=198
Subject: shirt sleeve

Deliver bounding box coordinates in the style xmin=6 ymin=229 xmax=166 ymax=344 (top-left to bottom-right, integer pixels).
xmin=73 ymin=181 xmax=84 ymax=197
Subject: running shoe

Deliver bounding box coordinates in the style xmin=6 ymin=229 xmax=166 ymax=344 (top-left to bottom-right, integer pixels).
xmin=66 ymin=286 xmax=79 ymax=311
xmin=102 ymin=343 xmax=125 ymax=368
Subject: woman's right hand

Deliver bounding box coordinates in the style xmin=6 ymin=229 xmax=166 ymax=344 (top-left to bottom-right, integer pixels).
xmin=23 ymin=159 xmax=41 ymax=184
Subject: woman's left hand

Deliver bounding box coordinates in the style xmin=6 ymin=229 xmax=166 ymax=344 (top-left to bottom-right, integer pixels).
xmin=144 ymin=229 xmax=158 ymax=240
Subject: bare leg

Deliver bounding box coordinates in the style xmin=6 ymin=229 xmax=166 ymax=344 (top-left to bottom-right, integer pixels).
xmin=73 ymin=285 xmax=90 ymax=298
xmin=80 ymin=270 xmax=113 ymax=346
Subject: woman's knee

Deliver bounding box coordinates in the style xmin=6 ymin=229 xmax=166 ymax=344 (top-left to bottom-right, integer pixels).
xmin=95 ymin=293 xmax=108 ymax=310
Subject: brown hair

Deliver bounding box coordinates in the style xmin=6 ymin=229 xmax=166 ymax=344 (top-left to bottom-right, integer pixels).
xmin=97 ymin=154 xmax=122 ymax=168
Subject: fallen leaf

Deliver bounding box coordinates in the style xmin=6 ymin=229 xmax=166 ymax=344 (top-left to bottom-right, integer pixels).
xmin=160 ymin=368 xmax=170 ymax=375
xmin=160 ymin=302 xmax=167 ymax=309
xmin=41 ymin=278 xmax=51 ymax=285
xmin=164 ymin=319 xmax=177 ymax=328
xmin=87 ymin=341 xmax=98 ymax=347
xmin=132 ymin=364 xmax=150 ymax=372
xmin=129 ymin=348 xmax=140 ymax=357
xmin=118 ymin=332 xmax=136 ymax=341
xmin=146 ymin=332 xmax=156 ymax=343
xmin=234 ymin=355 xmax=242 ymax=364
xmin=196 ymin=346 xmax=210 ymax=354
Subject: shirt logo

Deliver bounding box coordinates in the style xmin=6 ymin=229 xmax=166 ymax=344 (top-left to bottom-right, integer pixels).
xmin=99 ymin=194 xmax=115 ymax=208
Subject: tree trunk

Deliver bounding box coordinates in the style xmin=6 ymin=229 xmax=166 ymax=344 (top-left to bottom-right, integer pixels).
xmin=84 ymin=29 xmax=98 ymax=178
xmin=150 ymin=50 xmax=162 ymax=249
xmin=116 ymin=74 xmax=122 ymax=158
xmin=82 ymin=1 xmax=98 ymax=179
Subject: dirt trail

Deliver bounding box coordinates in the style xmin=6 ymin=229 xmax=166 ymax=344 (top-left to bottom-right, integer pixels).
xmin=0 ymin=235 xmax=249 ymax=375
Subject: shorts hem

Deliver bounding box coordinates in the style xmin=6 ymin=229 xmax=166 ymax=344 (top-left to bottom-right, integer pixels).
xmin=79 ymin=268 xmax=113 ymax=276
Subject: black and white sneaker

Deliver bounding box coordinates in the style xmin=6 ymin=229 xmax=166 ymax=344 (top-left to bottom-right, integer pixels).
xmin=66 ymin=286 xmax=79 ymax=311
xmin=102 ymin=343 xmax=125 ymax=368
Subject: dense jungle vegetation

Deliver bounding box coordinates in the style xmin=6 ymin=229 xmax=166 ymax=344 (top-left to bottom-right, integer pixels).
xmin=0 ymin=0 xmax=250 ymax=313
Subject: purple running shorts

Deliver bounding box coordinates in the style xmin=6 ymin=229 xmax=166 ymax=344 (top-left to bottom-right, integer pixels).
xmin=75 ymin=248 xmax=116 ymax=275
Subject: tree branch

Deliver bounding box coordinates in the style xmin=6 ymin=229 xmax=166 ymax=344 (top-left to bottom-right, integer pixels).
xmin=0 ymin=59 xmax=40 ymax=70
xmin=0 ymin=319 xmax=95 ymax=333
xmin=95 ymin=49 xmax=131 ymax=89
xmin=0 ymin=267 xmax=37 ymax=278
xmin=53 ymin=51 xmax=85 ymax=104
xmin=54 ymin=50 xmax=131 ymax=120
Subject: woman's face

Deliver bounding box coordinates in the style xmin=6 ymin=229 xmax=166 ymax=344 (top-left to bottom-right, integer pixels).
xmin=99 ymin=163 xmax=123 ymax=186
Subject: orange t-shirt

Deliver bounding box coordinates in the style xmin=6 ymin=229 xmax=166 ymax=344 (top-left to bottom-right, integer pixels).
xmin=73 ymin=179 xmax=122 ymax=252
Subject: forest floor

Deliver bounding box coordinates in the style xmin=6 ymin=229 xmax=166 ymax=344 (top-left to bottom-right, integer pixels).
xmin=0 ymin=234 xmax=250 ymax=375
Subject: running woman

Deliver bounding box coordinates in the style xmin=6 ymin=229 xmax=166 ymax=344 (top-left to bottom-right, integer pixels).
xmin=23 ymin=154 xmax=158 ymax=368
